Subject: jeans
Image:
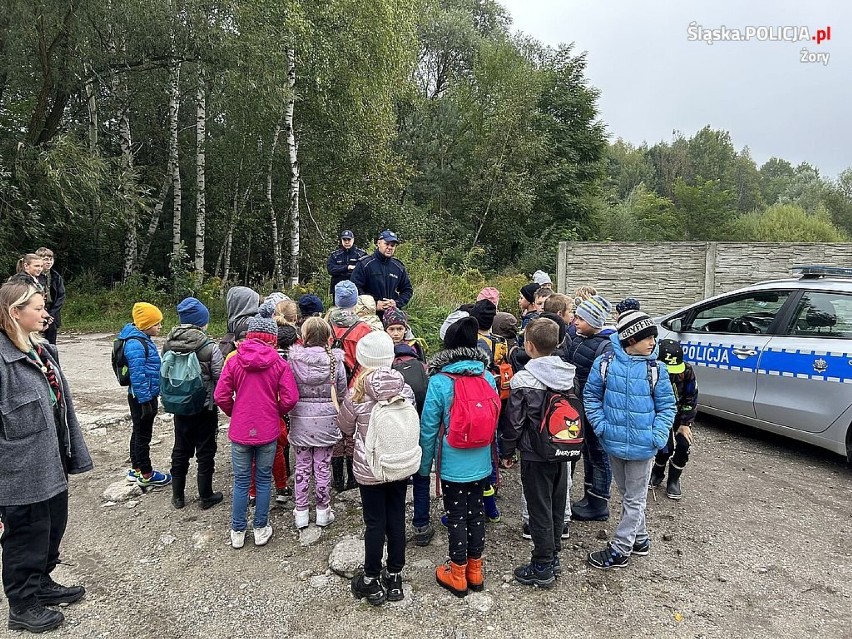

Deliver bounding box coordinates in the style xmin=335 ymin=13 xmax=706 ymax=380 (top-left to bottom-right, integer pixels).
xmin=128 ymin=395 xmax=156 ymax=475
xmin=655 ymin=428 xmax=690 ymax=469
xmin=412 ymin=473 xmax=431 ymax=528
xmin=442 ymin=478 xmax=487 ymax=564
xmin=171 ymin=408 xmax=218 ymax=478
xmin=609 ymin=456 xmax=653 ymax=556
xmin=231 ymin=441 xmax=276 ymax=531
xmin=581 ymin=426 xmax=612 ymax=500
xmin=521 ymin=461 xmax=569 ymax=564
xmin=359 ymin=481 xmax=407 ymax=578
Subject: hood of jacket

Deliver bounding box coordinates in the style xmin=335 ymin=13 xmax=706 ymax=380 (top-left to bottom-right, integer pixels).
xmin=118 ymin=322 xmax=148 ymax=341
xmin=364 ymin=367 xmax=408 ymax=402
xmin=609 ymin=331 xmax=660 ymax=362
xmin=226 ymin=286 xmax=259 ymax=331
xmin=234 ymin=338 xmax=281 ymax=371
xmin=328 ymin=308 xmax=360 ymax=328
xmin=524 ymin=355 xmax=576 ymax=391
xmin=393 ymin=343 xmax=420 ymax=359
xmin=164 ymin=325 xmax=209 ymax=353
xmin=288 ymin=344 xmax=341 ymax=385
xmin=428 ymin=346 xmax=488 ymax=377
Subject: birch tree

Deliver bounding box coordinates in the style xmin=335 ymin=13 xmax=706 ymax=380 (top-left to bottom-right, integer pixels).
xmin=285 ymin=48 xmax=300 ymax=287
xmin=194 ymin=63 xmax=206 ymax=280
xmin=169 ymin=57 xmax=182 ymax=260
xmin=266 ymin=123 xmax=284 ymax=288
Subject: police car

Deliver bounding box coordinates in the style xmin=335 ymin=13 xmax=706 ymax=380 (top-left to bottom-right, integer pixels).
xmin=656 ymin=266 xmax=852 ymax=463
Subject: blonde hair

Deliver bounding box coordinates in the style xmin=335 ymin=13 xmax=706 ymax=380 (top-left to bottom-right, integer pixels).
xmin=351 ymin=367 xmax=377 ymax=404
xmin=573 ymin=285 xmax=597 ymax=306
xmin=35 ymin=247 xmax=54 ymax=258
xmin=274 ymin=299 xmax=298 ymax=324
xmin=0 ymin=280 xmax=45 ymax=352
xmin=16 ymin=253 xmax=42 ymax=274
xmin=301 ymin=316 xmax=340 ymax=411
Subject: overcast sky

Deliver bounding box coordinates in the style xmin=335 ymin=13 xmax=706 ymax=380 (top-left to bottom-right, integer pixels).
xmin=499 ymin=0 xmax=849 ymax=179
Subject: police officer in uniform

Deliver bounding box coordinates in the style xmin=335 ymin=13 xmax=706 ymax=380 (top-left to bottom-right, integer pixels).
xmin=350 ymin=229 xmax=413 ymax=318
xmin=326 ymin=230 xmax=367 ymax=294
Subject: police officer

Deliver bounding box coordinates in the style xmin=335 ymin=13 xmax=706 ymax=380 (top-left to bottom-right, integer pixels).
xmin=327 ymin=230 xmax=367 ymax=294
xmin=350 ymin=229 xmax=413 ymax=317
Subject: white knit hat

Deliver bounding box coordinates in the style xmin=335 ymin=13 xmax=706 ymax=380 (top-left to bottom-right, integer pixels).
xmin=355 ymin=331 xmax=395 ymax=369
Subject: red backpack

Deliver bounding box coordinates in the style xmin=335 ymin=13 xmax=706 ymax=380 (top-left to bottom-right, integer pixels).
xmin=438 ymin=372 xmax=500 ymax=448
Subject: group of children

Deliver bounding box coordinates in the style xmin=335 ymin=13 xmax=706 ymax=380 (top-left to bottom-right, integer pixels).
xmin=116 ymin=270 xmax=698 ymax=604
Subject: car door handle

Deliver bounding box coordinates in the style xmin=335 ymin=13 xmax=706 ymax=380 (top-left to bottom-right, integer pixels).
xmin=732 ymin=348 xmax=757 ymax=358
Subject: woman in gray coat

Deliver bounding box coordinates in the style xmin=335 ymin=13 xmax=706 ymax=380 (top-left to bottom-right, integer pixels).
xmin=0 ymin=280 xmax=93 ymax=633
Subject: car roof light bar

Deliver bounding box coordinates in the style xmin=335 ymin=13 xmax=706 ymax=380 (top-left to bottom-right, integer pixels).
xmin=791 ymin=265 xmax=852 ymax=279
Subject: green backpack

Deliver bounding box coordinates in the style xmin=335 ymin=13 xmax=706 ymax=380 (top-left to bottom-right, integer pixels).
xmin=160 ymin=349 xmax=207 ymax=415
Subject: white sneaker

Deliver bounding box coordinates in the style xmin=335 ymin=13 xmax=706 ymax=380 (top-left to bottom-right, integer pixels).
xmin=294 ymin=508 xmax=309 ymax=529
xmin=316 ymin=506 xmax=335 ymax=527
xmin=253 ymin=525 xmax=273 ymax=546
xmin=230 ymin=530 xmax=246 ymax=549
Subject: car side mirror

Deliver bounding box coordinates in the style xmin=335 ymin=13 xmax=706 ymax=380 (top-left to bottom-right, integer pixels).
xmin=666 ymin=318 xmax=683 ymax=332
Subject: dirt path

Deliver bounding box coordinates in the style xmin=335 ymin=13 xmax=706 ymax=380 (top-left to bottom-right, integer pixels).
xmin=6 ymin=333 xmax=851 ymax=638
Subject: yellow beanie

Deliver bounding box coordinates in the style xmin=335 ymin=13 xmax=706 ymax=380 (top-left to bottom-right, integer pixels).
xmin=132 ymin=302 xmax=163 ymax=330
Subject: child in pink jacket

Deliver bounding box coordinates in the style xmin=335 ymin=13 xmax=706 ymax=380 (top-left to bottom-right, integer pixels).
xmin=215 ymin=316 xmax=299 ymax=549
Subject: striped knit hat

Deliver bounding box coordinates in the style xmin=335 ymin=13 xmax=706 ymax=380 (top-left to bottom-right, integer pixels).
xmin=246 ymin=315 xmax=279 ymax=346
xmin=616 ymin=310 xmax=658 ymax=347
xmin=575 ymin=295 xmax=612 ymax=330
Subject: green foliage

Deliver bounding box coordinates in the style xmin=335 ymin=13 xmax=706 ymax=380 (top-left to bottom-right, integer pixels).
xmin=733 ymin=203 xmax=847 ymax=242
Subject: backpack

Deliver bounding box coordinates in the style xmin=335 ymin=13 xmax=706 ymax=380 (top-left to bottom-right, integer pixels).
xmin=392 ymin=356 xmax=428 ymax=416
xmin=160 ymin=347 xmax=208 ymax=415
xmin=479 ymin=334 xmax=513 ymax=401
xmin=537 ymin=389 xmax=584 ymax=462
xmin=364 ymin=395 xmax=422 ymax=482
xmin=437 ymin=373 xmax=500 ymax=449
xmin=111 ymin=335 xmax=149 ymax=386
xmin=331 ymin=322 xmax=364 ymax=382
xmin=599 ymin=351 xmax=659 ymax=392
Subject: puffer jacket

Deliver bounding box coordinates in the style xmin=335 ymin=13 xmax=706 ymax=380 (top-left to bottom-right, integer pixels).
xmin=163 ymin=325 xmax=224 ymax=409
xmin=565 ymin=328 xmax=616 ymax=393
xmin=583 ymin=334 xmax=676 ymax=460
xmin=214 ymin=338 xmax=299 ymax=446
xmin=418 ymin=347 xmax=496 ymax=483
xmin=286 ymin=344 xmax=348 ymax=448
xmin=338 ymin=368 xmax=416 ymax=486
xmin=118 ymin=322 xmax=160 ymax=403
xmin=502 ymin=355 xmax=577 ymax=462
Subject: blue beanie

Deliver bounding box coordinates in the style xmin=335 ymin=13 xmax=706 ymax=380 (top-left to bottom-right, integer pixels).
xmin=177 ymin=297 xmax=210 ymax=327
xmin=575 ymin=295 xmax=612 ymax=330
xmin=298 ymin=294 xmax=324 ymax=317
xmin=334 ymin=280 xmax=359 ymax=309
xmin=616 ymin=297 xmax=641 ymax=315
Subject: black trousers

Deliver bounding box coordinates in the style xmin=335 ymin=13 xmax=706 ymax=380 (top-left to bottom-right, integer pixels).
xmin=521 ymin=460 xmax=568 ymax=564
xmin=655 ymin=428 xmax=690 ymax=468
xmin=171 ymin=409 xmax=219 ymax=477
xmin=42 ymin=320 xmax=58 ymax=345
xmin=442 ymin=478 xmax=487 ymax=564
xmin=0 ymin=491 xmax=68 ymax=609
xmin=128 ymin=395 xmax=156 ymax=475
xmin=359 ymin=481 xmax=407 ymax=578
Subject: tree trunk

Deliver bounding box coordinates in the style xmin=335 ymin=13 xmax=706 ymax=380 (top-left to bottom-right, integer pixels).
xmin=118 ymin=85 xmax=136 ymax=280
xmin=194 ymin=63 xmax=206 ymax=281
xmin=84 ymin=64 xmax=98 ymax=152
xmin=169 ymin=57 xmax=182 ymax=262
xmin=285 ymin=48 xmax=300 ymax=287
xmin=136 ymin=170 xmax=171 ymax=269
xmin=267 ymin=123 xmax=283 ymax=288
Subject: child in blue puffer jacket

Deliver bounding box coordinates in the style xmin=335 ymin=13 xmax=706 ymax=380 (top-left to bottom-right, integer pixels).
xmin=583 ymin=310 xmax=675 ymax=570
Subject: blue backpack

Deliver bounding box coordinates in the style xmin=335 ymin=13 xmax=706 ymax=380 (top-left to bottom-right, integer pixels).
xmin=160 ymin=348 xmax=207 ymax=415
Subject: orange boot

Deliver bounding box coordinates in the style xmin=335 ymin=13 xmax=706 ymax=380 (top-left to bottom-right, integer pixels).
xmin=466 ymin=557 xmax=484 ymax=592
xmin=436 ymin=561 xmax=468 ymax=598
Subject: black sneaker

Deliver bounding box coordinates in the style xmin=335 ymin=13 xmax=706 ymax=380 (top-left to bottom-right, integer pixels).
xmin=513 ymin=562 xmax=555 ymax=588
xmin=37 ymin=576 xmax=86 ymax=606
xmin=522 ymin=523 xmax=532 ymax=539
xmin=381 ymin=569 xmax=404 ymax=602
xmin=561 ymin=523 xmax=570 ymax=539
xmin=413 ymin=523 xmax=434 ymax=547
xmin=351 ymin=573 xmax=386 ymax=606
xmin=551 ymin=555 xmax=562 ymax=577
xmin=632 ymin=538 xmax=651 ymax=556
xmin=8 ymin=602 xmax=64 ymax=633
xmin=588 ymin=545 xmax=629 ymax=570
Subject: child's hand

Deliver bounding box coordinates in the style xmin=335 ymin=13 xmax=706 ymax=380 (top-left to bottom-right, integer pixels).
xmin=676 ymin=424 xmax=693 ymax=445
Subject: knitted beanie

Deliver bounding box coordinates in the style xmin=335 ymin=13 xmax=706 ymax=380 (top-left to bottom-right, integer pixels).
xmin=264 ymin=292 xmax=290 ymax=307
xmin=520 ymin=282 xmax=541 ymax=304
xmin=355 ymin=330 xmax=395 ymax=369
xmin=476 ymin=287 xmax=500 ymax=306
xmin=532 ymin=270 xmax=552 ymax=287
xmin=439 ymin=310 xmax=470 ymax=340
xmin=616 ymin=310 xmax=658 ymax=347
xmin=444 ymin=316 xmax=480 ymax=350
xmin=470 ymin=299 xmax=497 ymax=331
xmin=334 ymin=280 xmax=359 ymax=309
xmin=298 ymin=294 xmax=324 ymax=317
xmin=616 ymin=297 xmax=641 ymax=315
xmin=132 ymin=302 xmax=163 ymax=330
xmin=382 ymin=308 xmax=408 ymax=329
xmin=576 ymin=295 xmax=612 ymax=330
xmin=246 ymin=315 xmax=279 ymax=346
xmin=177 ymin=297 xmax=210 ymax=327
xmin=257 ymin=299 xmax=276 ymax=319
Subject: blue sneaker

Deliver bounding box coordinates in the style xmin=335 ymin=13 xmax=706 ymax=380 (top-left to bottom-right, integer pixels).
xmin=632 ymin=538 xmax=651 ymax=556
xmin=126 ymin=469 xmax=141 ymax=484
xmin=440 ymin=513 xmax=448 ymax=527
xmin=137 ymin=470 xmax=172 ymax=487
xmin=514 ymin=561 xmax=555 ymax=588
xmin=588 ymin=544 xmax=629 ymax=570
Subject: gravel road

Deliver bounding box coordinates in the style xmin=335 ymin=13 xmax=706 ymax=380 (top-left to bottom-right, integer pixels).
xmin=5 ymin=332 xmax=851 ymax=639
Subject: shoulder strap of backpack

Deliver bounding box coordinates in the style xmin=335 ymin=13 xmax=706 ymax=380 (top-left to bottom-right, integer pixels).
xmin=337 ymin=321 xmax=363 ymax=343
xmin=127 ymin=335 xmax=150 ymax=359
xmin=594 ymin=339 xmax=609 ymax=360
xmin=647 ymin=359 xmax=659 ymax=392
xmin=599 ymin=351 xmax=616 ymax=390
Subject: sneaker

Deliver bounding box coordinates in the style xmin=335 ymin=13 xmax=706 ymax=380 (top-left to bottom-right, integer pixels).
xmin=561 ymin=523 xmax=570 ymax=539
xmin=248 ymin=496 xmax=256 ymax=508
xmin=413 ymin=523 xmax=435 ymax=547
xmin=253 ymin=525 xmax=273 ymax=546
xmin=513 ymin=562 xmax=555 ymax=588
xmin=351 ymin=573 xmax=386 ymax=606
xmin=126 ymin=469 xmax=141 ymax=484
xmin=230 ymin=530 xmax=246 ymax=549
xmin=440 ymin=513 xmax=448 ymax=527
xmin=632 ymin=538 xmax=651 ymax=556
xmin=381 ymin=569 xmax=404 ymax=602
xmin=279 ymin=487 xmax=292 ymax=497
xmin=588 ymin=544 xmax=629 ymax=570
xmin=551 ymin=555 xmax=562 ymax=577
xmin=275 ymin=489 xmax=288 ymax=504
xmin=522 ymin=522 xmax=532 ymax=539
xmin=137 ymin=470 xmax=172 ymax=487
